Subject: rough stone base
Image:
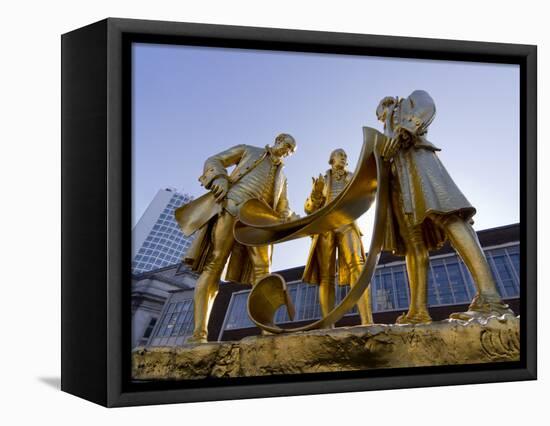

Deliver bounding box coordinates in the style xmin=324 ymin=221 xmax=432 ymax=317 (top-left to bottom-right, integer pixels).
xmin=132 ymin=315 xmax=520 ymax=380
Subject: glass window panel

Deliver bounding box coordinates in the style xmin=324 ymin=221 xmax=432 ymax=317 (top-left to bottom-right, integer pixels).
xmin=507 ymin=248 xmax=520 ymax=285
xmin=373 ymin=271 xmax=394 ymax=311
xmin=427 ymin=268 xmax=439 ymax=306
xmin=432 ymin=264 xmax=453 ymax=304
xmin=445 ymin=261 xmax=469 ymax=304
xmin=224 ymin=292 xmax=255 ymax=330
xmin=492 ymin=255 xmax=518 ymax=297
xmin=299 ymin=283 xmax=319 ymax=320
xmin=393 ymin=268 xmax=409 ymax=309
xmin=142 ymin=317 xmax=157 ymax=339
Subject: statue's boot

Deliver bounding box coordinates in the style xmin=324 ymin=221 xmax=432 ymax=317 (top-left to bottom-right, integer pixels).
xmin=185 ymin=331 xmax=208 ymax=344
xmin=450 ymin=293 xmax=515 ymax=321
xmin=442 ymin=218 xmax=515 ymax=321
xmin=396 ymin=310 xmax=432 ymax=325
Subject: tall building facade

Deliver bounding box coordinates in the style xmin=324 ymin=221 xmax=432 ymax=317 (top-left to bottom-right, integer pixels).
xmin=132 ymin=188 xmax=195 ymax=274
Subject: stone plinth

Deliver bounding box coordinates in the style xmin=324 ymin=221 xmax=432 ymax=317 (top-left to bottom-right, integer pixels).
xmin=132 ymin=315 xmax=519 ymax=380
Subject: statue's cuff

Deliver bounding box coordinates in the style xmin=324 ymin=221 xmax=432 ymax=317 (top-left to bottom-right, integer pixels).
xmin=200 ymin=172 xmax=228 ymax=189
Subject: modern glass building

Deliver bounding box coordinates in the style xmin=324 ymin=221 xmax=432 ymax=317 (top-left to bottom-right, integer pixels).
xmin=133 ymin=223 xmax=520 ymax=347
xmin=132 ymin=188 xmax=196 ymax=274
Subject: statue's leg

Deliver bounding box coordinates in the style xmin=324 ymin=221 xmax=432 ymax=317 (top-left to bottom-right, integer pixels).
xmin=399 ymin=237 xmax=431 ymax=324
xmin=338 ymin=226 xmax=373 ymax=325
xmin=247 ymin=245 xmax=273 ymax=336
xmin=316 ymin=232 xmax=336 ymax=322
xmin=247 ymin=245 xmax=271 ymax=286
xmin=439 ymin=215 xmax=513 ymax=320
xmin=188 ymin=212 xmax=235 ymax=343
xmin=391 ymin=187 xmax=431 ymax=324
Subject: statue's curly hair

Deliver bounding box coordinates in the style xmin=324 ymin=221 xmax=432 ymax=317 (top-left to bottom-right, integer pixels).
xmin=275 ymin=133 xmax=297 ymax=153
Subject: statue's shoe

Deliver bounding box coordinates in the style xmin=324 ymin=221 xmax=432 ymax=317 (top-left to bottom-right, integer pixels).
xmin=450 ymin=293 xmax=515 ymax=321
xmin=185 ymin=333 xmax=208 ymax=344
xmin=395 ymin=311 xmax=432 ymax=325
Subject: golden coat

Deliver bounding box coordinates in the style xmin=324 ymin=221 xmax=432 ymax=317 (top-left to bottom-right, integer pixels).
xmin=174 ymin=144 xmax=290 ymax=285
xmin=381 ymin=90 xmax=476 ymax=255
xmin=301 ymin=169 xmax=365 ymax=286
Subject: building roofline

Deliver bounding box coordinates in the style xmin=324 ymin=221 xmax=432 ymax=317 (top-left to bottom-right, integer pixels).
xmin=132 ymin=262 xmax=197 ymax=289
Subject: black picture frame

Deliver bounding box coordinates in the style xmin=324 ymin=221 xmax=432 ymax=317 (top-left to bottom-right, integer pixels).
xmin=61 ymin=17 xmax=537 ymax=407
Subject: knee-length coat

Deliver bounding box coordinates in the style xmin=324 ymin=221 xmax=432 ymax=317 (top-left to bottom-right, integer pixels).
xmin=301 ymin=168 xmax=366 ymax=286
xmin=174 ymin=144 xmax=291 ymax=285
xmin=381 ymin=90 xmax=476 ymax=255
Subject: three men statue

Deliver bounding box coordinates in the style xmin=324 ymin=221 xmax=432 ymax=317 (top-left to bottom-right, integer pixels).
xmin=176 ymin=90 xmax=512 ymax=343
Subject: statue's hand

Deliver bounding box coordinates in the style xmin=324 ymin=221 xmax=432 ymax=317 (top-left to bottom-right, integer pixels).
xmin=210 ymin=176 xmax=229 ymax=202
xmin=288 ymin=212 xmax=301 ymax=221
xmin=381 ymin=136 xmax=401 ymax=160
xmin=312 ymin=174 xmax=325 ymax=194
xmin=279 ymin=211 xmax=301 ymax=222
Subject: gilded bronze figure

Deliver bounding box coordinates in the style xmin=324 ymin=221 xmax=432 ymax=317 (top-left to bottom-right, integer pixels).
xmin=302 ymin=149 xmax=373 ymax=324
xmin=376 ymin=90 xmax=513 ymax=323
xmin=174 ymin=134 xmax=297 ymax=343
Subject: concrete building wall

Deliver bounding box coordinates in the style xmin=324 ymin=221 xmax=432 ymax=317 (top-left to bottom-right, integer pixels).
xmin=131 ymin=277 xmax=182 ymax=347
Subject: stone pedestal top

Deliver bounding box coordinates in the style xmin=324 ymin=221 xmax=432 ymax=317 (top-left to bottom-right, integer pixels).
xmin=132 ymin=315 xmax=520 ymax=380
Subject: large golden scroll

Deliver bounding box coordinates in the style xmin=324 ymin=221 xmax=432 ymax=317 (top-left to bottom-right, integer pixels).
xmin=233 ymin=127 xmax=390 ymax=333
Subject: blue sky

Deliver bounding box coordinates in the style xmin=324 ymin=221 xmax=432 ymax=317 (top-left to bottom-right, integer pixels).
xmin=132 ymin=43 xmax=519 ymax=271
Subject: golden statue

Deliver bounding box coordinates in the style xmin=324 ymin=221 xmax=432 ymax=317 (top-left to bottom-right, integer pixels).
xmin=302 ymin=149 xmax=373 ymax=324
xmin=375 ymin=90 xmax=513 ymax=323
xmin=174 ymin=134 xmax=297 ymax=343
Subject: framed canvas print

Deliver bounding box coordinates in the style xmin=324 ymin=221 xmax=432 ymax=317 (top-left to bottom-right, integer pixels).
xmin=61 ymin=18 xmax=537 ymax=407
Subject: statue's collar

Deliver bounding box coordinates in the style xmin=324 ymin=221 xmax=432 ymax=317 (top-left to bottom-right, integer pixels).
xmin=265 ymin=145 xmax=283 ymax=165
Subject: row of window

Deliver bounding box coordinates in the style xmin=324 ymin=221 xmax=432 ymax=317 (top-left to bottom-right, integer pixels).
xmin=147 ymin=300 xmax=195 ymax=346
xmin=137 ymin=241 xmax=190 ymax=256
xmin=132 ymin=193 xmax=195 ymax=274
xmin=134 ymin=252 xmax=182 ymax=264
xmin=222 ymin=244 xmax=520 ymax=330
xmin=132 ymin=254 xmax=184 ymax=273
xmin=143 ymin=243 xmax=520 ymax=344
xmin=148 ymin=233 xmax=187 ymax=244
xmin=145 ymin=233 xmax=183 ymax=244
xmin=224 ymin=283 xmax=358 ymax=330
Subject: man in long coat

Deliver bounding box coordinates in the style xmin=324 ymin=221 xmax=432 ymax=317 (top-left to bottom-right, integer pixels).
xmin=376 ymin=90 xmax=513 ymax=323
xmin=175 ymin=134 xmax=297 ymax=343
xmin=302 ymin=149 xmax=373 ymax=325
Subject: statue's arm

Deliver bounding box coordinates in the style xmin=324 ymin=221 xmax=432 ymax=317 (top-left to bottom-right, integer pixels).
xmin=199 ymin=144 xmax=246 ymax=189
xmin=304 ymin=175 xmax=326 ymax=214
xmin=304 ymin=196 xmax=323 ymax=215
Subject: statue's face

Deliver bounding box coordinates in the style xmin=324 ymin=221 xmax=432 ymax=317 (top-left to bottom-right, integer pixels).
xmin=271 ymin=136 xmax=295 ymax=158
xmin=330 ymin=150 xmax=347 ymax=169
xmin=376 ymin=108 xmax=387 ymax=122
xmin=376 ymin=97 xmax=396 ymax=122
